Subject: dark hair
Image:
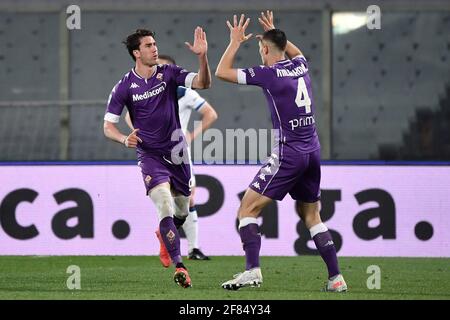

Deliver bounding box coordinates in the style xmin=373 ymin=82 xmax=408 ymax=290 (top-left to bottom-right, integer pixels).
xmin=158 ymin=54 xmax=176 ymax=65
xmin=262 ymin=29 xmax=287 ymax=51
xmin=122 ymin=29 xmax=155 ymax=61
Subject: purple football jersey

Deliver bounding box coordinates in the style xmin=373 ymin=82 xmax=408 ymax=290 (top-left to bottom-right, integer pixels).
xmin=105 ymin=65 xmax=197 ymax=155
xmin=237 ymin=55 xmax=320 ymax=153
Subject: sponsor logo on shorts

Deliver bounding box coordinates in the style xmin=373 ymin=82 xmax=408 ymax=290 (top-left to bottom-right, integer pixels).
xmin=145 ymin=175 xmax=152 ymax=185
xmin=252 ymin=181 xmax=261 ymax=190
xmin=258 ymin=173 xmax=266 ymax=181
xmin=263 ymin=166 xmax=272 ymax=174
xmin=166 ymin=230 xmax=176 ymax=244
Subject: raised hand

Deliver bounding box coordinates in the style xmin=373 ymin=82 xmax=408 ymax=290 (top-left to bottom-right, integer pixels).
xmin=124 ymin=128 xmax=142 ymax=148
xmin=185 ymin=26 xmax=208 ymax=56
xmin=258 ymin=10 xmax=275 ymax=31
xmin=226 ymin=14 xmax=253 ymax=44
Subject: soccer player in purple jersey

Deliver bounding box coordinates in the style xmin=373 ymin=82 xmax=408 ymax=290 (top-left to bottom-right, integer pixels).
xmin=125 ymin=54 xmax=217 ymax=263
xmin=215 ymin=11 xmax=347 ymax=292
xmin=103 ymin=28 xmax=211 ymax=288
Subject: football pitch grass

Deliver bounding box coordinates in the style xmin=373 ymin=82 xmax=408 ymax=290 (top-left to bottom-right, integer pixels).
xmin=0 ymin=256 xmax=448 ymax=300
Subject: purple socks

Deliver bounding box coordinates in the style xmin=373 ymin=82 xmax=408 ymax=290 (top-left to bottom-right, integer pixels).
xmin=239 ymin=222 xmax=261 ymax=270
xmin=159 ymin=216 xmax=182 ymax=265
xmin=311 ymin=223 xmax=340 ymax=279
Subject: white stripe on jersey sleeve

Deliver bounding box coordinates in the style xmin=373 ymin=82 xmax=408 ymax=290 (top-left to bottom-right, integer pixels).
xmin=104 ymin=112 xmax=120 ymax=123
xmin=293 ymin=55 xmax=306 ymax=60
xmin=195 ymin=100 xmax=206 ymax=111
xmin=184 ymin=72 xmax=198 ymax=88
xmin=184 ymin=88 xmax=206 ymax=111
xmin=237 ymin=69 xmax=247 ymax=84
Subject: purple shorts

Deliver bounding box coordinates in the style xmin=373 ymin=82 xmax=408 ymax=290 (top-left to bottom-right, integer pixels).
xmin=137 ymin=152 xmax=192 ymax=197
xmin=249 ymin=146 xmax=321 ymax=202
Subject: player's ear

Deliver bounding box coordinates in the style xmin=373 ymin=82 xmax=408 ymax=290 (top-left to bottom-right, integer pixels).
xmin=133 ymin=49 xmax=140 ymax=59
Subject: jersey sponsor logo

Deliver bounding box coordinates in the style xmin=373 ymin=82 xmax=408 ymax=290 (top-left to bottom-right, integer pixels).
xmin=130 ymin=82 xmax=140 ymax=89
xmin=276 ymin=63 xmax=308 ymax=77
xmin=248 ymin=68 xmax=255 ymax=77
xmin=289 ymin=115 xmax=316 ymax=130
xmin=132 ymin=82 xmax=166 ymax=102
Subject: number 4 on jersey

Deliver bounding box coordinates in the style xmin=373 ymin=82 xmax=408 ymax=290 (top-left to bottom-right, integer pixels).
xmin=295 ymin=77 xmax=311 ymax=114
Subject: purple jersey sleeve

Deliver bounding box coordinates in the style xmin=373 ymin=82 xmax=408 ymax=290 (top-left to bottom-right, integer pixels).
xmin=237 ymin=65 xmax=276 ymax=88
xmin=168 ymin=64 xmax=198 ymax=89
xmin=292 ymin=55 xmax=309 ymax=69
xmin=105 ymin=80 xmax=128 ymax=123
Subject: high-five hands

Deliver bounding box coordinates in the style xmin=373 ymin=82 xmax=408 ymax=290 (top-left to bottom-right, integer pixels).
xmin=124 ymin=128 xmax=142 ymax=148
xmin=226 ymin=14 xmax=253 ymax=44
xmin=258 ymin=10 xmax=276 ymax=32
xmin=185 ymin=26 xmax=208 ymax=56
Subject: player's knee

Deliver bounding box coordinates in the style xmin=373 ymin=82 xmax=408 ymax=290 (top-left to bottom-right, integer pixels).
xmin=149 ymin=186 xmax=175 ymax=221
xmin=174 ymin=195 xmax=189 ymax=219
xmin=238 ymin=202 xmax=261 ymax=219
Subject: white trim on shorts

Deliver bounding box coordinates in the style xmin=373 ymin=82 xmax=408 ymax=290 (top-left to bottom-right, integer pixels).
xmin=261 ymin=89 xmax=284 ymax=195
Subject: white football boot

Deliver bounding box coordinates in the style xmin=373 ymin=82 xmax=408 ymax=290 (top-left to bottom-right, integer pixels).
xmin=324 ymin=274 xmax=348 ymax=292
xmin=221 ymin=268 xmax=263 ymax=290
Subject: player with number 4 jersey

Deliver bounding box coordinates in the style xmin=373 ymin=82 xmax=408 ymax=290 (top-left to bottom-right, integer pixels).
xmin=215 ymin=11 xmax=347 ymax=292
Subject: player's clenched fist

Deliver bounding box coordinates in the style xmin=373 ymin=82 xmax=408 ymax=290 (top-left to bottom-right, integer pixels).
xmin=124 ymin=128 xmax=142 ymax=148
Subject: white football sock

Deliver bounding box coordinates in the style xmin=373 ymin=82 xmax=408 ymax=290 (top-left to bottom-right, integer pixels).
xmin=182 ymin=207 xmax=199 ymax=253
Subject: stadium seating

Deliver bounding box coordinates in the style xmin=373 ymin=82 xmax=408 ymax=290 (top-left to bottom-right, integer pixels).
xmin=333 ymin=12 xmax=450 ymax=159
xmin=0 ymin=10 xmax=448 ymax=160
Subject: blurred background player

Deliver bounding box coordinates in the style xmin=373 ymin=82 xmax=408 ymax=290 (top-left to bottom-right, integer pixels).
xmin=215 ymin=11 xmax=346 ymax=292
xmin=125 ymin=54 xmax=218 ymax=262
xmin=103 ymin=27 xmax=211 ymax=288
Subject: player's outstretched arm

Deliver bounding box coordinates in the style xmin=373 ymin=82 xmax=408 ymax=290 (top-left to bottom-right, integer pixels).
xmin=185 ymin=26 xmax=211 ymax=89
xmin=215 ymin=14 xmax=253 ymax=83
xmin=103 ymin=120 xmax=142 ymax=148
xmin=258 ymin=10 xmax=303 ymax=59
